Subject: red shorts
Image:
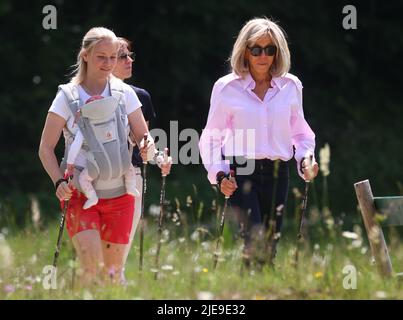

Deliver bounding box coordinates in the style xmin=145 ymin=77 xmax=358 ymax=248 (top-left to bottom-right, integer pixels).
xmin=63 ymin=191 xmax=135 ymax=244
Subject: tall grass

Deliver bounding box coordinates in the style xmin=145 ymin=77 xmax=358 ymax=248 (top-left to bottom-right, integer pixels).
xmin=1 ymin=144 xmax=403 ymax=299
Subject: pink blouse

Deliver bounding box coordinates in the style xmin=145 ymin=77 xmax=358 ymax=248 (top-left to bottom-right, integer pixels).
xmin=199 ymin=72 xmax=316 ymax=184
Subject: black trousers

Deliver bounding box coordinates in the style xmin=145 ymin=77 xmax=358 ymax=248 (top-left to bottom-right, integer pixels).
xmin=228 ymin=159 xmax=289 ymax=247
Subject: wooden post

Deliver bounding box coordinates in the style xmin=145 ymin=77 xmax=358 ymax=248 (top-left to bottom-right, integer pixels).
xmin=354 ymin=180 xmax=393 ymax=278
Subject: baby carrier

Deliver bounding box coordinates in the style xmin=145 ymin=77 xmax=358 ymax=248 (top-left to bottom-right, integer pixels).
xmin=59 ymin=78 xmax=131 ymax=198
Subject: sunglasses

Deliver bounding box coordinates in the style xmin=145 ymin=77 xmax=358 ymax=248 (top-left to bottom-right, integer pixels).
xmin=247 ymin=45 xmax=277 ymax=57
xmin=118 ymin=51 xmax=135 ymax=61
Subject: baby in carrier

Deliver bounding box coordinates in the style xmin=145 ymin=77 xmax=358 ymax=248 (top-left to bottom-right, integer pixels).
xmin=66 ymin=95 xmax=139 ymax=209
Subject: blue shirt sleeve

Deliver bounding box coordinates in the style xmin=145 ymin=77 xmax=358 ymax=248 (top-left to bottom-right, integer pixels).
xmin=131 ymin=85 xmax=156 ymax=122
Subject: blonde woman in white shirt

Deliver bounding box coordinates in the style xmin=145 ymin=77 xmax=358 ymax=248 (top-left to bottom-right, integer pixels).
xmin=39 ymin=27 xmax=155 ymax=285
xmin=199 ymin=17 xmax=319 ymax=268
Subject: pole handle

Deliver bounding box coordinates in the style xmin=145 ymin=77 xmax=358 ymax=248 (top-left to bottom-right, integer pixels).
xmin=142 ymin=133 xmax=148 ymax=165
xmin=302 ymin=153 xmax=314 ymax=183
xmin=161 ymin=148 xmax=169 ymax=177
xmin=223 ymin=170 xmax=236 ymax=199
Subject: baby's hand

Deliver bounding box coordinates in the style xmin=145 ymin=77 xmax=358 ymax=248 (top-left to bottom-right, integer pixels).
xmin=67 ymin=164 xmax=75 ymax=176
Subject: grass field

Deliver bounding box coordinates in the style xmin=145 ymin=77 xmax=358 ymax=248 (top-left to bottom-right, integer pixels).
xmin=1 ymin=208 xmax=402 ymax=300
xmin=1 ymin=161 xmax=402 ymax=300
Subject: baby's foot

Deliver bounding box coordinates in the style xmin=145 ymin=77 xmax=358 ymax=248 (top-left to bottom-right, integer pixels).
xmin=83 ymin=193 xmax=98 ymax=209
xmin=126 ymin=184 xmax=140 ymax=197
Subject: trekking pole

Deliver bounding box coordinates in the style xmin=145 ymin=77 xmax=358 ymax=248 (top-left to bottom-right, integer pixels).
xmin=139 ymin=133 xmax=148 ymax=273
xmin=213 ymin=170 xmax=235 ymax=270
xmin=294 ymin=154 xmax=313 ymax=267
xmin=52 ymin=172 xmax=73 ymax=270
xmin=297 ymin=181 xmax=310 ymax=240
xmin=154 ymin=148 xmax=169 ymax=280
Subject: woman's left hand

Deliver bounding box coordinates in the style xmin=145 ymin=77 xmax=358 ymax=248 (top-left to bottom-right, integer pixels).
xmin=160 ymin=162 xmax=172 ymax=176
xmin=155 ymin=149 xmax=172 ymax=176
xmin=302 ymin=158 xmax=319 ymax=181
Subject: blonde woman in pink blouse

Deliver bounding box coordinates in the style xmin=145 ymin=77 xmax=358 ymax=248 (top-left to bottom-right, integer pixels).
xmin=199 ymin=17 xmax=319 ymax=268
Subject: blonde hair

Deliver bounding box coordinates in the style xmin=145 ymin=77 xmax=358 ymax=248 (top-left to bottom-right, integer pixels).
xmin=71 ymin=27 xmax=118 ymax=85
xmin=230 ymin=17 xmax=291 ymax=78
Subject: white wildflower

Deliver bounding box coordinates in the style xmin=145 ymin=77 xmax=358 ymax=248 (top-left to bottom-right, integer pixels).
xmin=162 ymin=229 xmax=170 ymax=242
xmin=319 ymin=143 xmax=330 ymax=176
xmin=375 ymin=291 xmax=387 ymax=299
xmin=30 ymin=195 xmax=41 ymax=229
xmin=172 ymin=213 xmax=179 ymax=223
xmin=197 ymin=291 xmax=214 ymax=300
xmin=325 ymin=217 xmax=335 ymax=228
xmin=29 ymin=254 xmax=37 ymax=265
xmin=201 ymin=241 xmax=210 ymax=251
xmin=83 ymin=290 xmax=94 ymax=300
xmin=161 ymin=265 xmax=173 ymax=271
xmin=342 ymin=231 xmax=359 ymax=240
xmin=24 ymin=276 xmax=35 ymax=284
xmin=0 ymin=234 xmax=14 ymax=269
xmin=166 ymin=253 xmax=175 ymax=263
xmin=148 ymin=204 xmax=160 ymax=217
xmin=190 ymin=230 xmax=200 ymax=242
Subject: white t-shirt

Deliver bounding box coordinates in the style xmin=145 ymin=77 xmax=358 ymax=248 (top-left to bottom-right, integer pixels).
xmin=49 ymin=80 xmax=142 ymax=167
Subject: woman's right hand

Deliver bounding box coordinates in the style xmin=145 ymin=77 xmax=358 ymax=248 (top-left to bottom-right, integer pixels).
xmin=39 ymin=112 xmax=73 ymax=202
xmin=220 ymin=176 xmax=237 ymax=198
xmin=56 ymin=180 xmax=73 ymax=201
xmin=139 ymin=135 xmax=156 ymax=163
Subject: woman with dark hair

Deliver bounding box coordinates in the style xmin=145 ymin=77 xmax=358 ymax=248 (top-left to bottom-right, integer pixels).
xmin=113 ymin=37 xmax=172 ymax=270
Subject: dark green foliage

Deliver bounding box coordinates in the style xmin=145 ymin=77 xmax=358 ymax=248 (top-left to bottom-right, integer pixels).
xmin=0 ymin=0 xmax=402 ymax=218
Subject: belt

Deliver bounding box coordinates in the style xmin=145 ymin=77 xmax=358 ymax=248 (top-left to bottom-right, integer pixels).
xmin=229 ymin=158 xmax=289 ymax=176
